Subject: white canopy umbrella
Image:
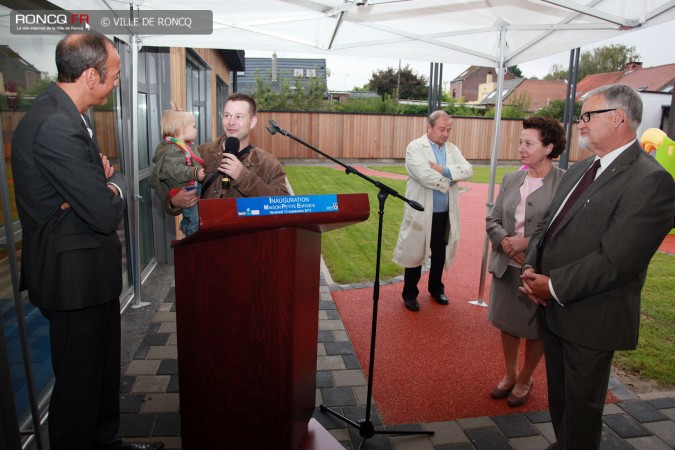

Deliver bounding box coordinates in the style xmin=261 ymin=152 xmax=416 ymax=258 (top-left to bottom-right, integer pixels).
xmin=130 ymin=0 xmax=674 ymax=66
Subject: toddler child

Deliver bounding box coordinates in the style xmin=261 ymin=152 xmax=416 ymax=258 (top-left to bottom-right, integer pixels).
xmin=150 ymin=105 xmax=205 ymax=235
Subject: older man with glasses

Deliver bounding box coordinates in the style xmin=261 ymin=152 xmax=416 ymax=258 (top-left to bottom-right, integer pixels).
xmin=519 ymin=84 xmax=674 ymax=450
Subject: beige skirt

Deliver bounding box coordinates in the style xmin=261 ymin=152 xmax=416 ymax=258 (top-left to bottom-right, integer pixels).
xmin=487 ymin=265 xmax=541 ymax=340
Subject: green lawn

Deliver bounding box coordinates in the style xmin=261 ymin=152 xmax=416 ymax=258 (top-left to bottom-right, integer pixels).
xmin=369 ymin=164 xmax=519 ymax=184
xmin=614 ymin=252 xmax=675 ymax=387
xmin=285 ymin=166 xmax=407 ymax=283
xmin=286 ymin=165 xmax=675 ymax=388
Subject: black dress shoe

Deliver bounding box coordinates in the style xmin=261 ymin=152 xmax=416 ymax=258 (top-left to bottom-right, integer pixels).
xmin=121 ymin=442 xmax=164 ymax=450
xmin=431 ymin=293 xmax=449 ymax=305
xmin=403 ymin=296 xmax=420 ymax=311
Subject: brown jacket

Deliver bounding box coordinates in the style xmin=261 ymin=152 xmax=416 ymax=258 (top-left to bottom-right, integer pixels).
xmin=166 ymin=134 xmax=288 ymax=215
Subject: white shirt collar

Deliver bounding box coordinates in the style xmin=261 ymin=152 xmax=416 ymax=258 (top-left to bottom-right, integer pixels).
xmin=595 ymin=139 xmax=635 ymax=176
xmin=81 ymin=115 xmax=93 ymax=138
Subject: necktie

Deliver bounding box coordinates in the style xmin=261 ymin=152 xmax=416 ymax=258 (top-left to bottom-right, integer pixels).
xmin=541 ymin=159 xmax=601 ymax=248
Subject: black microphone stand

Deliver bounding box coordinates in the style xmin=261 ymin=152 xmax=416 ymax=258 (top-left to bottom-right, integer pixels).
xmin=267 ymin=120 xmax=433 ymax=449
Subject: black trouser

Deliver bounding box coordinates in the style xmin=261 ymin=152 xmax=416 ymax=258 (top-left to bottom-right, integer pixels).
xmin=538 ymin=308 xmax=614 ymax=450
xmin=42 ymin=299 xmax=122 ymax=450
xmin=403 ymin=212 xmax=448 ymax=298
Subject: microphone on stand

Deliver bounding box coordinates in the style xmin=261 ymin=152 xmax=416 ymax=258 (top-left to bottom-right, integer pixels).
xmin=408 ymin=200 xmax=424 ymax=211
xmin=222 ymin=136 xmax=240 ymax=189
xmin=266 ymin=119 xmax=287 ymax=136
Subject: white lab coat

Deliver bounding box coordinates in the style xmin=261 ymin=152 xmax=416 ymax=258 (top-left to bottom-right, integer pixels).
xmin=392 ymin=135 xmax=473 ymax=269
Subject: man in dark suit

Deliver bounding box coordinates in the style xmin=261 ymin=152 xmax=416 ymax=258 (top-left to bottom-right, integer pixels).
xmin=11 ymin=34 xmax=162 ymax=450
xmin=520 ymin=84 xmax=675 ymax=450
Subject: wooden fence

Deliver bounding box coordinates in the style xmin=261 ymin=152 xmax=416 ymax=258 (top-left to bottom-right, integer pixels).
xmin=2 ymin=111 xmax=119 ymax=160
xmin=3 ymin=110 xmax=587 ymax=163
xmin=252 ymin=111 xmax=587 ymax=162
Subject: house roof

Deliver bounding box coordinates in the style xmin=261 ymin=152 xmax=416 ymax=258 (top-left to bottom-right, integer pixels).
xmin=451 ymin=66 xmax=481 ymax=82
xmin=517 ymin=79 xmax=568 ymax=111
xmin=480 ymin=78 xmax=525 ymax=105
xmin=451 ymin=65 xmax=517 ymax=83
xmin=481 ymin=78 xmax=568 ymax=112
xmin=217 ymin=50 xmax=245 ymax=72
xmin=576 ymin=63 xmax=675 ymax=97
xmin=0 ymin=45 xmax=42 ymax=74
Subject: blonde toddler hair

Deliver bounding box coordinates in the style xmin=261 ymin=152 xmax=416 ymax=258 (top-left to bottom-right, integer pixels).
xmin=161 ymin=104 xmax=195 ymax=138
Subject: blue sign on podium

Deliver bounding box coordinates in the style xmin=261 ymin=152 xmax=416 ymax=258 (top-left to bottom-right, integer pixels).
xmin=236 ymin=194 xmax=339 ymax=216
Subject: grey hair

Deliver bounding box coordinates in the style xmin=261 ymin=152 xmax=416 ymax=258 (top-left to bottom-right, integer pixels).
xmin=428 ymin=110 xmax=452 ymax=126
xmin=584 ymin=84 xmax=642 ymax=131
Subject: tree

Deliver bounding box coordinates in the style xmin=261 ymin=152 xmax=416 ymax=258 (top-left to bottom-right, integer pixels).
xmin=537 ymin=99 xmax=582 ymax=122
xmin=445 ymin=97 xmax=486 ymax=117
xmin=507 ymin=91 xmax=531 ymax=113
xmin=578 ymin=44 xmax=640 ymax=79
xmin=352 ymin=84 xmax=369 ymax=92
xmin=543 ymin=63 xmax=568 ymax=81
xmin=3 ymin=80 xmax=20 ymax=112
xmin=253 ymin=68 xmax=329 ymax=111
xmin=508 ymin=65 xmax=523 ymax=78
xmin=485 ymin=91 xmax=530 ymax=119
xmin=21 ymin=75 xmax=56 ymax=96
xmin=367 ymin=65 xmax=428 ymax=100
xmin=544 ymin=44 xmax=640 ymax=81
xmin=334 ymin=95 xmax=402 ymax=114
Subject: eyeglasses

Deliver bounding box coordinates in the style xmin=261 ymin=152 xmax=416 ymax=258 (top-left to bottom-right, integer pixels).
xmin=576 ymin=109 xmax=616 ymax=123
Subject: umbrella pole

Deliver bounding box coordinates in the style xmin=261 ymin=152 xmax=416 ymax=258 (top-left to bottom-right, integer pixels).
xmin=470 ymin=24 xmax=508 ymax=308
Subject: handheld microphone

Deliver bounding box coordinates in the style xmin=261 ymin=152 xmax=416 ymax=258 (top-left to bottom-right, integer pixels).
xmin=222 ymin=136 xmax=240 ymax=189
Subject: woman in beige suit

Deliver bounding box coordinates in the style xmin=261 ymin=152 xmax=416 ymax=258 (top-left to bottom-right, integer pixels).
xmin=486 ymin=116 xmax=566 ymax=407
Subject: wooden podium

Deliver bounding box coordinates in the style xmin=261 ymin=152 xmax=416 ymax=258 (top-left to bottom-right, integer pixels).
xmin=172 ymin=193 xmax=369 ymax=449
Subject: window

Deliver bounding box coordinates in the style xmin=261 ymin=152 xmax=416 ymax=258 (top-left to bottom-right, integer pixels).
xmin=306 ymin=68 xmax=316 ymax=78
xmin=186 ymin=52 xmax=211 ymax=145
xmin=294 ymin=68 xmax=303 ymax=77
xmin=216 ymin=76 xmax=229 ymax=137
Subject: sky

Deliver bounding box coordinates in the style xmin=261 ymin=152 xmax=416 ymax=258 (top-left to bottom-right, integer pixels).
xmin=7 ymin=18 xmax=673 ymax=91
xmin=250 ymin=20 xmax=674 ymax=91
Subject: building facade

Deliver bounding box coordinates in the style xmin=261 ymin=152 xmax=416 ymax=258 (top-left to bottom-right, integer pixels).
xmin=236 ymin=53 xmax=327 ymax=95
xmin=450 ymin=65 xmax=516 ymax=102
